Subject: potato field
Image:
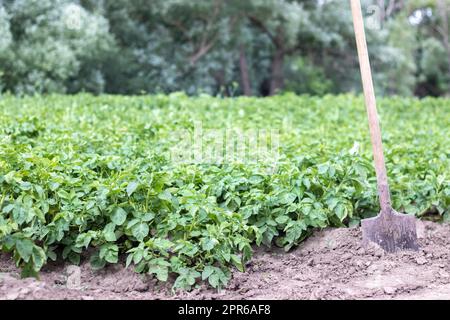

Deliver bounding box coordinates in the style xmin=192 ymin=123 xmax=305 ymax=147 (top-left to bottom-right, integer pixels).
xmin=0 ymin=94 xmax=448 ymax=293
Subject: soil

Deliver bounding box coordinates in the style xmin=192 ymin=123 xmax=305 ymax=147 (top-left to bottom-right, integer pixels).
xmin=1 ymin=220 xmax=449 ymax=300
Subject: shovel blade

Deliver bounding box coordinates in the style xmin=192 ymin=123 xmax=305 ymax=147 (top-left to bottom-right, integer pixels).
xmin=361 ymin=210 xmax=419 ymax=253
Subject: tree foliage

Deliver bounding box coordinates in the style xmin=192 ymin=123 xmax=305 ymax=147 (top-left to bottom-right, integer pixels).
xmin=0 ymin=0 xmax=448 ymax=96
xmin=0 ymin=0 xmax=113 ymax=94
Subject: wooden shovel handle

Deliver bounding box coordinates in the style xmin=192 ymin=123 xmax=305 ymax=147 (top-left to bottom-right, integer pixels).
xmin=350 ymin=0 xmax=392 ymax=214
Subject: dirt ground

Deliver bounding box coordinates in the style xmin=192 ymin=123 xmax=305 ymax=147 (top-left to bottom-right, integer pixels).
xmin=1 ymin=220 xmax=449 ymax=300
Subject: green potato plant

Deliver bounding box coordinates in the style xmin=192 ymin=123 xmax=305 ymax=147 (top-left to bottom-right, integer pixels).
xmin=0 ymin=93 xmax=448 ymax=290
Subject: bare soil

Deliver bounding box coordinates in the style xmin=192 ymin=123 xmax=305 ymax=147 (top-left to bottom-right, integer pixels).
xmin=1 ymin=220 xmax=449 ymax=300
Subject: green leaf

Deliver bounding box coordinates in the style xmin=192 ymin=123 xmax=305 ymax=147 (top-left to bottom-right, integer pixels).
xmin=13 ymin=206 xmax=27 ymax=225
xmin=158 ymin=190 xmax=172 ymax=202
xmin=75 ymin=233 xmax=94 ymax=249
xmin=348 ymin=218 xmax=361 ymax=228
xmin=2 ymin=204 xmax=14 ymax=213
xmin=133 ymin=250 xmax=143 ymax=264
xmin=152 ymin=238 xmax=173 ymax=251
xmin=132 ymin=223 xmax=149 ymax=241
xmin=280 ymin=193 xmax=297 ymax=205
xmin=47 ymin=250 xmax=57 ymax=261
xmin=318 ymin=164 xmax=328 ymax=175
xmin=443 ymin=212 xmax=450 ymax=223
xmin=90 ymin=252 xmax=106 ymax=270
xmin=68 ymin=252 xmax=81 ymax=265
xmin=21 ymin=262 xmax=39 ymax=279
xmin=201 ymin=267 xmax=228 ymax=288
xmin=303 ymin=178 xmax=311 ymax=189
xmin=148 ymin=265 xmax=169 ymax=282
xmin=15 ymin=239 xmax=34 ymax=262
xmin=125 ymin=254 xmax=134 ymax=268
xmin=34 ymin=185 xmax=44 ymax=198
xmin=327 ymin=197 xmax=339 ymax=211
xmin=249 ymin=175 xmax=264 ymax=184
xmin=230 ymin=254 xmax=244 ymax=272
xmin=31 ymin=246 xmax=47 ymax=270
xmin=111 ymin=207 xmax=127 ymax=226
xmin=275 ymin=215 xmax=289 ymax=224
xmin=62 ymin=246 xmax=72 ymax=259
xmin=222 ymin=251 xmax=231 ymax=262
xmin=103 ymin=222 xmax=116 ymax=242
xmin=174 ymin=268 xmax=201 ymax=289
xmin=127 ymin=218 xmax=140 ymax=229
xmin=19 ymin=182 xmax=32 ymax=191
xmin=141 ymin=212 xmax=155 ymax=222
xmin=202 ymin=266 xmax=215 ymax=280
xmin=127 ymin=181 xmax=139 ymax=197
xmin=209 ymin=273 xmax=220 ymax=288
xmin=99 ymin=244 xmax=119 ymax=264
xmin=335 ymin=203 xmax=347 ymax=221
xmin=49 ymin=182 xmax=60 ymax=191
xmin=201 ymin=238 xmax=217 ymax=251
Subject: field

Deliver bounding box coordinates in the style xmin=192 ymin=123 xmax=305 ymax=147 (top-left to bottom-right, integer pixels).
xmin=1 ymin=219 xmax=450 ymax=299
xmin=0 ymin=94 xmax=449 ymax=297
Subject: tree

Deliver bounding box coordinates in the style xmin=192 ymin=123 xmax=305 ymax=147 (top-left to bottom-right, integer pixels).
xmin=0 ymin=0 xmax=113 ymax=94
xmin=0 ymin=0 xmax=447 ymax=97
xmin=408 ymin=0 xmax=450 ymax=96
xmin=0 ymin=4 xmax=12 ymax=91
xmin=90 ymin=0 xmax=240 ymax=95
xmin=437 ymin=0 xmax=450 ymax=94
xmin=241 ymin=0 xmax=310 ymax=95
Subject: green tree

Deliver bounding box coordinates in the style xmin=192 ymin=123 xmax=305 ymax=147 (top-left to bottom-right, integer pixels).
xmin=0 ymin=0 xmax=448 ymax=97
xmin=1 ymin=0 xmax=113 ymax=94
xmin=0 ymin=4 xmax=12 ymax=92
xmin=241 ymin=0 xmax=310 ymax=95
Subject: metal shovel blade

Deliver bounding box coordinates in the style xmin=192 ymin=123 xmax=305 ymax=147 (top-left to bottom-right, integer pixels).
xmin=361 ymin=209 xmax=419 ymax=253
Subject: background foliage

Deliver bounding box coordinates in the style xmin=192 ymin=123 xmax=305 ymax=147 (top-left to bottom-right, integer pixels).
xmin=0 ymin=0 xmax=449 ymax=97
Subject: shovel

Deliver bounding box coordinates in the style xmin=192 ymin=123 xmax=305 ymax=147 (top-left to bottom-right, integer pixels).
xmin=350 ymin=0 xmax=419 ymax=252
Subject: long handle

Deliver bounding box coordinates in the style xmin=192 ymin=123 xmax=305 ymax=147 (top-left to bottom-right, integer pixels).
xmin=350 ymin=0 xmax=392 ymax=215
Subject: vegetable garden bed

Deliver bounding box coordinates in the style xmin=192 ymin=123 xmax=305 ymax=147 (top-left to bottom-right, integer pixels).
xmin=0 ymin=94 xmax=448 ymax=292
xmin=1 ymin=220 xmax=450 ymax=299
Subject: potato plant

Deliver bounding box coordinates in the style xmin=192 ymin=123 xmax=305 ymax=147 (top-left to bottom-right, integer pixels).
xmin=0 ymin=93 xmax=448 ymax=290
